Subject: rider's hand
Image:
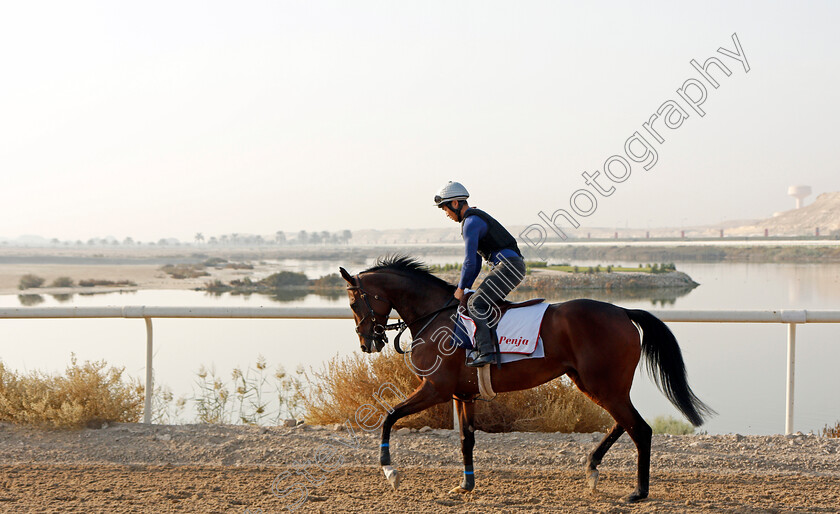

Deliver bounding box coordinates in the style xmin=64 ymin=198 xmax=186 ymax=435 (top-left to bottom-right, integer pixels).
xmin=454 ymin=288 xmax=464 ymax=300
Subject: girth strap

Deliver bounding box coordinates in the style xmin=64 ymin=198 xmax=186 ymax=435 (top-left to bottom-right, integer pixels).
xmin=477 ymin=364 xmax=496 ymax=400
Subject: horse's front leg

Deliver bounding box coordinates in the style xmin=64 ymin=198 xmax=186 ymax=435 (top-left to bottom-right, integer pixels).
xmin=449 ymin=398 xmax=476 ymax=494
xmin=379 ymin=379 xmax=447 ymax=490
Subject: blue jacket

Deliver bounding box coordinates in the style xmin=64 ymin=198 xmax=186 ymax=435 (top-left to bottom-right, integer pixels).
xmin=458 ymin=215 xmax=520 ymax=290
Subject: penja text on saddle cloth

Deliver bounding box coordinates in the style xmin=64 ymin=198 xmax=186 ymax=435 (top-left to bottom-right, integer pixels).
xmin=454 ymin=302 xmax=550 ymax=364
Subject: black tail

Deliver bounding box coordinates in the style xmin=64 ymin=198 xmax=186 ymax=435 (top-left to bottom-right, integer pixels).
xmin=624 ymin=309 xmax=715 ymax=426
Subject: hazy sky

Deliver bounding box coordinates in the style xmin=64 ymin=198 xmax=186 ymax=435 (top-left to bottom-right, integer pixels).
xmin=2 ymin=1 xmax=838 ymax=241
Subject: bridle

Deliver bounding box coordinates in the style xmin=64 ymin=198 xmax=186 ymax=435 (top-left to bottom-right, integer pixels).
xmin=347 ymin=273 xmax=457 ymax=354
xmin=346 ymin=274 xmax=402 ymax=350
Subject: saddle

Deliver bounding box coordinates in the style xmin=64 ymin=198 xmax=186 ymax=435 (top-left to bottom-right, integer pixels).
xmin=459 ymin=291 xmax=544 ymax=318
xmin=457 ymin=291 xmax=546 ymax=372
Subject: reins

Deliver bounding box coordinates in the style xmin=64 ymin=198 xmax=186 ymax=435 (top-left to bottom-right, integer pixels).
xmin=391 ymin=298 xmax=457 ymax=354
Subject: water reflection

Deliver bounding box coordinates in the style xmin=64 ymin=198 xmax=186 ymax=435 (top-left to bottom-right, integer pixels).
xmin=204 ymin=288 xmax=344 ymax=303
xmin=18 ymin=294 xmax=45 ymax=306
xmin=268 ymin=289 xmax=308 ymax=302
xmin=14 ymin=285 xmax=689 ymax=308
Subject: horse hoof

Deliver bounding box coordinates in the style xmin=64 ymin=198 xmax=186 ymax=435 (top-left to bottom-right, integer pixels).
xmin=449 ymin=486 xmax=470 ymax=494
xmin=586 ymin=469 xmax=599 ymax=491
xmin=382 ymin=466 xmax=400 ymax=490
xmin=624 ymin=490 xmax=648 ymax=503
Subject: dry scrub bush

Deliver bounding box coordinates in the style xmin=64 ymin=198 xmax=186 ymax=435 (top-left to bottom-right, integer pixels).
xmin=0 ymin=355 xmax=144 ymax=428
xmin=78 ymin=279 xmax=137 ymax=287
xmin=18 ymin=274 xmax=45 ymax=290
xmin=299 ymin=349 xmax=612 ymax=433
xmin=160 ymin=264 xmax=210 ymax=280
xmin=50 ymin=276 xmax=75 ymax=288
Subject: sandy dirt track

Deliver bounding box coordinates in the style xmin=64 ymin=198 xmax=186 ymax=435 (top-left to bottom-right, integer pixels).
xmin=3 ymin=465 xmax=838 ymax=513
xmin=1 ymin=422 xmax=838 ymax=513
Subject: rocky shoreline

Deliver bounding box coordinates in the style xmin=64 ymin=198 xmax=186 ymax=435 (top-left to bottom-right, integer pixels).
xmin=524 ymin=269 xmax=699 ymax=291
xmin=436 ymin=268 xmax=699 ymax=292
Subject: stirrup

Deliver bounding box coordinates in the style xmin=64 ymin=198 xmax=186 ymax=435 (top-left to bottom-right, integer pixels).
xmin=466 ymin=351 xmax=495 ymax=368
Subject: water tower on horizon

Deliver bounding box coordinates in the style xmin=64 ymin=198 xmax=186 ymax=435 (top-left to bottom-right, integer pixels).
xmin=787 ymin=185 xmax=811 ymax=209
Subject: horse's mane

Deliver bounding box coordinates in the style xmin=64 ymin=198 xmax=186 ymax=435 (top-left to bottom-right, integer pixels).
xmin=362 ymin=254 xmax=455 ymax=292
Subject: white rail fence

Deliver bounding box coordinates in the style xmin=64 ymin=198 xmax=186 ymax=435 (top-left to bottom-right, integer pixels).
xmin=1 ymin=306 xmax=838 ymax=434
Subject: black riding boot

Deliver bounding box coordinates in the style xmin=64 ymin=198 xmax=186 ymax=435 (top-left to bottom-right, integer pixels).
xmin=464 ymin=255 xmax=526 ymax=368
xmin=466 ymin=319 xmax=496 ymax=368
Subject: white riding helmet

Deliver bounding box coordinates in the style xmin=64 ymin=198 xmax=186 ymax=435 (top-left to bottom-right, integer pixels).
xmin=434 ymin=181 xmax=470 ymax=206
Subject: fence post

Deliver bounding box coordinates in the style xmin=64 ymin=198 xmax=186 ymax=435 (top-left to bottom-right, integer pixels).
xmin=785 ymin=323 xmax=796 ymax=435
xmin=144 ymin=317 xmax=153 ymax=424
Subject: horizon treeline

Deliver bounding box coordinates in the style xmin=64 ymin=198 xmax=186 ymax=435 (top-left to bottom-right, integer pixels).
xmin=8 ymin=230 xmax=353 ymax=247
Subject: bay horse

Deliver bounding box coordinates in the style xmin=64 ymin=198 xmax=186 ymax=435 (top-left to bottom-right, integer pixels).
xmin=339 ymin=256 xmax=713 ymax=503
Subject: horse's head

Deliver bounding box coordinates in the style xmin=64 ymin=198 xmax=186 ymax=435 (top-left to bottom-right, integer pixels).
xmin=340 ymin=267 xmax=392 ymax=353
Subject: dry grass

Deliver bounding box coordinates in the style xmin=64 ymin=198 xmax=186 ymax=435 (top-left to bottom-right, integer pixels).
xmin=649 ymin=415 xmax=695 ymax=435
xmin=0 ymin=355 xmax=144 ymax=429
xmin=298 ymin=349 xmax=613 ymax=433
xmin=821 ymin=421 xmax=840 ymax=438
xmin=186 ymin=357 xmax=303 ymax=425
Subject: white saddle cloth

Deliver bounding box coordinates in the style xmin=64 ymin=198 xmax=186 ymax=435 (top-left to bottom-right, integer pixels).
xmin=458 ymin=302 xmax=550 ymax=362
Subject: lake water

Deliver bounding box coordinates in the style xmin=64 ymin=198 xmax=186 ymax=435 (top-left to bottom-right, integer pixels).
xmin=1 ymin=256 xmax=839 ymax=435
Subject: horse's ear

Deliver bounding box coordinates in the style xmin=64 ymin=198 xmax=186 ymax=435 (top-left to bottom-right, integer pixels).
xmin=339 ymin=267 xmax=355 ymax=284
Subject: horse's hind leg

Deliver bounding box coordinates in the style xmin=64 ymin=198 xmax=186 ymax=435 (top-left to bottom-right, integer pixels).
xmin=585 ymin=423 xmax=625 ymax=491
xmin=601 ymin=400 xmax=652 ymax=503
xmin=568 ymin=371 xmax=628 ymax=492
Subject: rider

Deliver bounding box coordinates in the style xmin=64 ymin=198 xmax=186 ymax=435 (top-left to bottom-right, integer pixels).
xmin=434 ymin=181 xmax=526 ymax=368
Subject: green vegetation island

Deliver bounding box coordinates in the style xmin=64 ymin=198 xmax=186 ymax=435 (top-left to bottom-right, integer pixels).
xmin=190 ymin=259 xmax=697 ymax=299
xmin=433 ymin=261 xmax=698 ymax=295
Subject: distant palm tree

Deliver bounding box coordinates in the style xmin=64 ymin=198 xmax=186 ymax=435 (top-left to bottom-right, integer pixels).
xmin=195 ymin=233 xmax=205 ymax=245
xmin=275 ymin=231 xmax=286 ymax=245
